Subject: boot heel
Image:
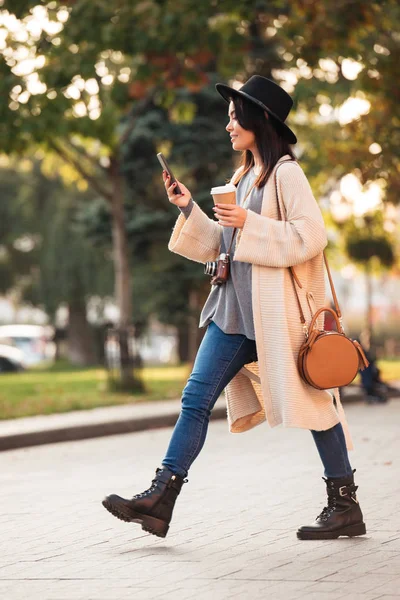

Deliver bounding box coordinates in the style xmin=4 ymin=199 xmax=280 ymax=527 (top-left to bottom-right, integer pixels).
xmin=141 ymin=515 xmax=169 ymax=538
xmin=340 ymin=522 xmax=366 ymax=537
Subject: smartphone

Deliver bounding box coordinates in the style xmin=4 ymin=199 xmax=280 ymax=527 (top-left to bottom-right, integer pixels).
xmin=157 ymin=152 xmax=182 ymax=195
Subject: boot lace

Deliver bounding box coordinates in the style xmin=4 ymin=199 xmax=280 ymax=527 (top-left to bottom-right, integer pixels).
xmin=317 ymin=480 xmax=337 ymax=522
xmin=317 ymin=497 xmax=336 ymax=522
xmin=133 ymin=476 xmax=159 ymax=500
xmin=132 ymin=470 xmax=188 ymax=500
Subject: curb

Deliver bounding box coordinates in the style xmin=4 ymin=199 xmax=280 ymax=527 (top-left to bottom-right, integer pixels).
xmin=1 ymin=385 xmax=398 ymax=453
xmin=0 ymin=403 xmax=227 ymax=453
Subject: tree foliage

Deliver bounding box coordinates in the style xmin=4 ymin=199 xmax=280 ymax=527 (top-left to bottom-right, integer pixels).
xmin=0 ymin=160 xmax=112 ymax=316
xmin=2 ymin=0 xmax=398 ymax=180
xmin=0 ymin=0 xmax=399 ymax=348
xmin=344 ymin=213 xmax=396 ymax=270
xmin=78 ymin=80 xmax=233 ymax=332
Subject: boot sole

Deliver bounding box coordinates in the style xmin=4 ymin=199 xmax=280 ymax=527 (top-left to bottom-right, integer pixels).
xmin=297 ymin=522 xmax=366 ymax=540
xmin=101 ymin=498 xmax=169 ymax=538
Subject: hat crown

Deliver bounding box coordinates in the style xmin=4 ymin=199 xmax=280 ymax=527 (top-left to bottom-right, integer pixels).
xmin=239 ymin=75 xmax=293 ymax=122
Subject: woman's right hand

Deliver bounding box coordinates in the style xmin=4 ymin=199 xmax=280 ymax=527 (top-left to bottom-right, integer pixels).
xmin=163 ymin=171 xmax=191 ymax=208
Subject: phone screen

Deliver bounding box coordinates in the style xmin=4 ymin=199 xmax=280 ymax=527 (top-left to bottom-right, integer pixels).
xmin=157 ymin=153 xmax=182 ymax=194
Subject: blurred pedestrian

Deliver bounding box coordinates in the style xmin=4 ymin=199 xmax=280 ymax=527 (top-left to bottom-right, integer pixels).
xmin=359 ymin=345 xmax=388 ymax=404
xmin=103 ymin=76 xmax=365 ymax=541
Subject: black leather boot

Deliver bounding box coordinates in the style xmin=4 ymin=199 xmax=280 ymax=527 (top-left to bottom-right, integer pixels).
xmin=102 ymin=467 xmax=186 ymax=538
xmin=297 ymin=472 xmax=366 ymax=540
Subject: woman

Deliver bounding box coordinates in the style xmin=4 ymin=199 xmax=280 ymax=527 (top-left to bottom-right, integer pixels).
xmin=102 ymin=75 xmax=366 ymax=541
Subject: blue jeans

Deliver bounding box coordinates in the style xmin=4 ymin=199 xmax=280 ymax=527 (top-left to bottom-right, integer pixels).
xmin=162 ymin=321 xmax=353 ymax=480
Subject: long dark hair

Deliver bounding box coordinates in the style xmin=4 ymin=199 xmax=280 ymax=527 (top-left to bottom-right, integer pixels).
xmin=230 ymin=95 xmax=297 ymax=188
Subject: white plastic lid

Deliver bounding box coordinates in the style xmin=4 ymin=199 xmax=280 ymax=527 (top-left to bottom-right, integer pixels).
xmin=210 ymin=183 xmax=236 ymax=195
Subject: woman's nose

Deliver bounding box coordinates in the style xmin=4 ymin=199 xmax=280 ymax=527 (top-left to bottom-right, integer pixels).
xmin=226 ymin=121 xmax=232 ymax=132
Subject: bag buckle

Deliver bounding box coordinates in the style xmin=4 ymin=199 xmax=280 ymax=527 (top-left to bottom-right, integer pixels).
xmin=303 ymin=324 xmax=309 ymax=339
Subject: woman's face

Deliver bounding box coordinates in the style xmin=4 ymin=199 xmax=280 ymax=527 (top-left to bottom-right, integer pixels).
xmin=226 ymin=100 xmax=256 ymax=152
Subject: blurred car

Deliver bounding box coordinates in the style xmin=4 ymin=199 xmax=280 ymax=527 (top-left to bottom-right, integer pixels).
xmin=0 ymin=324 xmax=55 ymax=367
xmin=0 ymin=343 xmax=25 ymax=373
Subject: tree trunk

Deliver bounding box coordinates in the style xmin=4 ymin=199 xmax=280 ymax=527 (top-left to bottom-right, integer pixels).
xmin=188 ymin=289 xmax=202 ymax=365
xmin=177 ymin=323 xmax=189 ymax=363
xmin=177 ymin=284 xmax=209 ymax=364
xmin=67 ymin=294 xmax=96 ymax=366
xmin=109 ymin=157 xmax=143 ymax=390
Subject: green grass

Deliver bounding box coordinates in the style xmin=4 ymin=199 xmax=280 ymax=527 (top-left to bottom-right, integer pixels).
xmin=0 ymin=362 xmax=191 ymax=420
xmin=1 ymin=358 xmax=399 ymax=421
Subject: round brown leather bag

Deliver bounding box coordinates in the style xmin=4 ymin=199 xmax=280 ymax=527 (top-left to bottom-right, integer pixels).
xmin=298 ymin=308 xmax=369 ymax=390
xmin=273 ymin=160 xmax=369 ymax=391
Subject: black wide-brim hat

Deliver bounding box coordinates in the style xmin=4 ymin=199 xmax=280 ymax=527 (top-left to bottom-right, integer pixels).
xmin=216 ymin=75 xmax=297 ymax=144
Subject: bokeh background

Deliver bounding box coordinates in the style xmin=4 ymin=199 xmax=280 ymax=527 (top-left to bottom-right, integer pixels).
xmin=0 ymin=0 xmax=399 ymax=418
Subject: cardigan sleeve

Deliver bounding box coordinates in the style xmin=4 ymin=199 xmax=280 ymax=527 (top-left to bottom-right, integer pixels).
xmin=233 ymin=162 xmax=327 ymax=268
xmin=168 ymin=167 xmax=242 ymax=263
xmin=178 ymin=197 xmax=195 ymax=219
xmin=168 ymin=200 xmax=222 ymax=264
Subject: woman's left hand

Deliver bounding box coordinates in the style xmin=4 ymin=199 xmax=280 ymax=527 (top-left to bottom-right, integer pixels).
xmin=213 ymin=204 xmax=248 ymax=229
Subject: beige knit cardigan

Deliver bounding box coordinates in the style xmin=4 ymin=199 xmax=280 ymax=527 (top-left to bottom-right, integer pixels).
xmin=168 ymin=155 xmax=352 ymax=449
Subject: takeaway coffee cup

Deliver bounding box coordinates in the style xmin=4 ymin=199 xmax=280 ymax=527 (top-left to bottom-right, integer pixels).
xmin=210 ymin=183 xmax=236 ymax=205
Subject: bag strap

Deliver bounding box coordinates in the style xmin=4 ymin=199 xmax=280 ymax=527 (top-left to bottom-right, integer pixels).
xmin=323 ymin=253 xmax=342 ymax=320
xmin=274 ymin=160 xmax=343 ymax=330
xmin=226 ymin=178 xmax=258 ymax=255
xmin=226 ymin=227 xmax=237 ymax=256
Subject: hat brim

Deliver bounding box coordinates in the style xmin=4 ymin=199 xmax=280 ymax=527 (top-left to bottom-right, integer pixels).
xmin=216 ymin=83 xmax=297 ymax=145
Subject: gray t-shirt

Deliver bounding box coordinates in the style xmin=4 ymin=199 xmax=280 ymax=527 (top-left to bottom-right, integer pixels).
xmin=179 ymin=169 xmax=264 ymax=340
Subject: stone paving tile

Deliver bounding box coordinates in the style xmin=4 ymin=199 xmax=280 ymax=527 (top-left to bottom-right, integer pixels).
xmin=339 ymin=596 xmax=387 ymax=600
xmin=371 ymin=560 xmax=400 ymax=576
xmin=302 ymin=593 xmax=383 ymax=600
xmin=1 ymin=400 xmax=400 ymax=599
xmin=322 ymin=572 xmax=399 ymax=594
xmin=303 ymin=578 xmax=382 ymax=594
xmin=371 ymin=578 xmax=400 ymax=595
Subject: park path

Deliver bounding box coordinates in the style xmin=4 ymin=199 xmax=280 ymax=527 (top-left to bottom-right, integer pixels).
xmin=1 ymin=400 xmax=400 ymax=600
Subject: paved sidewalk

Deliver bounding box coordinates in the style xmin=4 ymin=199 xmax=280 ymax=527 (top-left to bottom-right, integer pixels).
xmin=1 ymin=400 xmax=400 ymax=600
xmin=2 ymin=382 xmax=398 ymax=451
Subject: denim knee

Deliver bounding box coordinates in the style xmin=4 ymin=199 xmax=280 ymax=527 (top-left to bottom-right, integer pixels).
xmin=180 ymin=377 xmax=215 ymax=418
